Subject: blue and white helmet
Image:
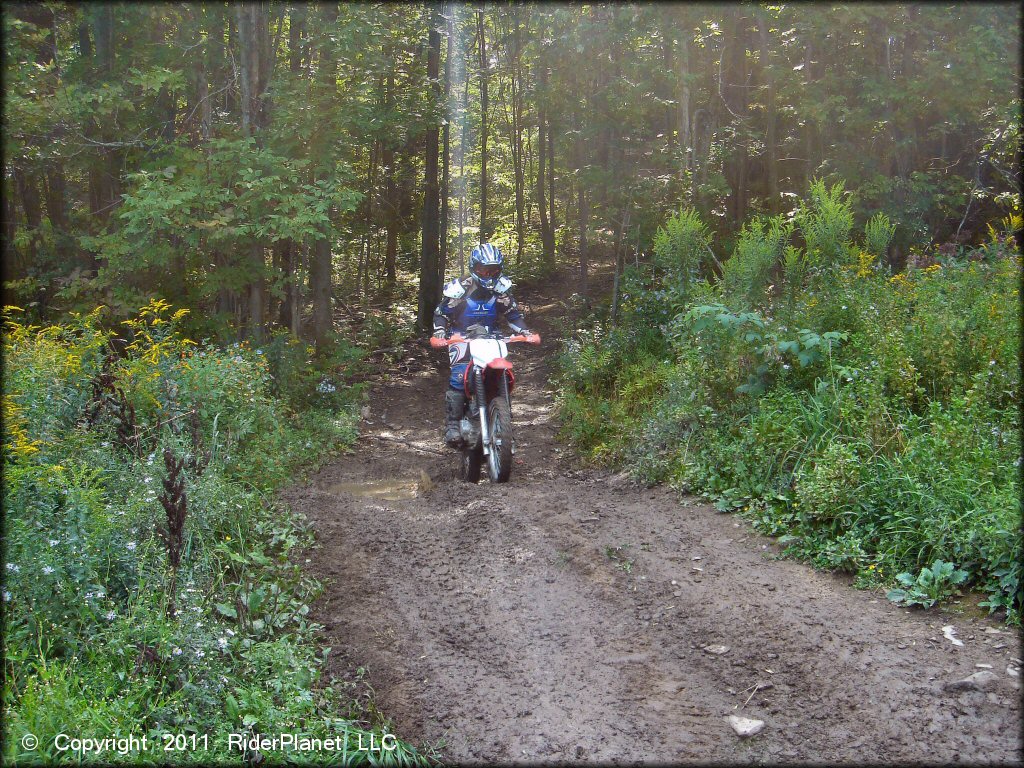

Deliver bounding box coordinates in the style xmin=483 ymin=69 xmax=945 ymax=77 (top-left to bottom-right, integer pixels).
xmin=469 ymin=243 xmax=504 ymax=289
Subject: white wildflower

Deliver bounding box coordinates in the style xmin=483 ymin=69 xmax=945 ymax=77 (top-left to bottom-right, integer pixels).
xmin=42 ymin=566 xmax=55 ymax=575
xmin=3 ymin=591 xmax=11 ymax=601
xmin=48 ymin=539 xmax=59 ymax=547
xmin=173 ymin=647 xmax=183 ymax=656
xmin=195 ymin=649 xmax=205 ymax=659
xmin=217 ymin=637 xmax=228 ymax=650
xmin=105 ymin=610 xmax=116 ymax=620
xmin=126 ymin=542 xmax=137 ymax=551
xmin=6 ymin=563 xmax=19 ymax=572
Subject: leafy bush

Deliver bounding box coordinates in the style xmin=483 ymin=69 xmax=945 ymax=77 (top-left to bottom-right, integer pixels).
xmin=652 ymin=207 xmax=713 ymax=304
xmin=887 ymin=560 xmax=970 ymax=609
xmin=797 ymin=179 xmax=855 ymax=270
xmin=556 ymin=181 xmax=1022 ymax=623
xmin=2 ymin=302 xmax=424 ymax=764
xmin=720 ymin=215 xmax=791 ymax=307
xmin=863 ymin=212 xmax=897 ymax=258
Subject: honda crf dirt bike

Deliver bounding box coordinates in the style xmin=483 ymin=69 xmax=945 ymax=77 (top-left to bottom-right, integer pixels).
xmin=431 ymin=328 xmax=541 ymax=483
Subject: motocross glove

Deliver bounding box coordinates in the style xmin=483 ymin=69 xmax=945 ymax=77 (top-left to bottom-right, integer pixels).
xmin=432 ymin=328 xmax=446 ymax=339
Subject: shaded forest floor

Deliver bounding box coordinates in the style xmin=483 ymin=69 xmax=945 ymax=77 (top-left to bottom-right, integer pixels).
xmin=280 ymin=266 xmax=1022 ymax=765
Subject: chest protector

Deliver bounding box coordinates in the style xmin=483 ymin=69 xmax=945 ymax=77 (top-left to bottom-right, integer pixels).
xmin=460 ymin=294 xmax=498 ymax=330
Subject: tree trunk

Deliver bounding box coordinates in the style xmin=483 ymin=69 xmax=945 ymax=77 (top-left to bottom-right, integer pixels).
xmin=440 ymin=14 xmax=453 ymax=280
xmin=577 ymin=185 xmax=589 ymax=296
xmin=459 ymin=66 xmax=469 ymax=274
xmin=477 ymin=11 xmax=489 ymax=242
xmin=723 ymin=10 xmax=749 ymax=225
xmin=417 ymin=7 xmax=443 ymax=331
xmin=678 ymin=27 xmax=691 ymax=174
xmin=548 ymin=120 xmax=555 ymax=237
xmin=536 ymin=62 xmax=555 ymax=267
xmin=756 ymin=13 xmax=778 ymax=212
xmin=14 ymin=169 xmax=42 ymax=267
xmin=310 ymin=5 xmax=339 ymax=350
xmin=511 ymin=15 xmax=525 ymax=263
xmin=43 ymin=163 xmax=68 ymax=233
xmin=383 ymin=64 xmax=398 ymax=285
xmin=661 ymin=12 xmax=675 ymax=146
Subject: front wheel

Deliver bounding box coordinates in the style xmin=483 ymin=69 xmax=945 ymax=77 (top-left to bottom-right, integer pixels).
xmin=459 ymin=443 xmax=483 ymax=483
xmin=486 ymin=397 xmax=514 ymax=483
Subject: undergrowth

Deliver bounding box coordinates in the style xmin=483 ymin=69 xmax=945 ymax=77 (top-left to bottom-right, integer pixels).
xmin=2 ymin=301 xmax=429 ymax=764
xmin=556 ymin=181 xmax=1022 ymax=624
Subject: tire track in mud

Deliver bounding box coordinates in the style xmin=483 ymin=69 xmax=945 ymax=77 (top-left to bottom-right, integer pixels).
xmin=281 ymin=271 xmax=1022 ymax=765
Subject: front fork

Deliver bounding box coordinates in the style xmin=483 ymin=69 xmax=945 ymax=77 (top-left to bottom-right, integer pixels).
xmin=470 ymin=367 xmax=513 ymax=457
xmin=475 ymin=367 xmax=491 ymax=455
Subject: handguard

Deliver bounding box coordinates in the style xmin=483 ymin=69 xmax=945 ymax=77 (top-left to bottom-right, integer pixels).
xmin=509 ymin=333 xmax=541 ymax=345
xmin=431 ymin=333 xmax=467 ymax=347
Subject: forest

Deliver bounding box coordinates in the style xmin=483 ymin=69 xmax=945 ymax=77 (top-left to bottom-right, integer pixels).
xmin=3 ymin=2 xmax=1021 ymax=764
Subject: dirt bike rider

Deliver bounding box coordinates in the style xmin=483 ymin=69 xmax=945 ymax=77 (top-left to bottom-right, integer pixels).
xmin=432 ymin=243 xmax=532 ymax=447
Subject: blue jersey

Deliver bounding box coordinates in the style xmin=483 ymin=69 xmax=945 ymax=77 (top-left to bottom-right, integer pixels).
xmin=432 ymin=277 xmax=526 ymax=335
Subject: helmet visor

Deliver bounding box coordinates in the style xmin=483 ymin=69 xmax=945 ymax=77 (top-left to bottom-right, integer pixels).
xmin=474 ymin=263 xmax=501 ymax=279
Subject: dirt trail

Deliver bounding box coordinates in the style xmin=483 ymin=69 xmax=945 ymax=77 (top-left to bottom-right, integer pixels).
xmin=282 ymin=270 xmax=1022 ymax=765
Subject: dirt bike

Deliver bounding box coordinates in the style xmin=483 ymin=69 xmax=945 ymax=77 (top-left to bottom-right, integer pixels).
xmin=431 ymin=328 xmax=541 ymax=483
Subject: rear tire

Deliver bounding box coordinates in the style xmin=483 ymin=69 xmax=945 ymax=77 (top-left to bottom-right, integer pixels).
xmin=486 ymin=397 xmax=514 ymax=483
xmin=459 ymin=443 xmax=483 ymax=483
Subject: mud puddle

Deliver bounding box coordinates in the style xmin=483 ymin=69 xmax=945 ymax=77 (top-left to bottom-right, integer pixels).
xmin=327 ymin=470 xmax=433 ymax=501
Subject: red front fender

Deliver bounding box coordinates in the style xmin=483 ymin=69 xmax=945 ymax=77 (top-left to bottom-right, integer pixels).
xmin=485 ymin=359 xmax=515 ymax=395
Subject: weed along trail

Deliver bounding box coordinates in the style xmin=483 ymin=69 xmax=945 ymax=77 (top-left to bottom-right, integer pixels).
xmin=282 ymin=271 xmax=1022 ymax=765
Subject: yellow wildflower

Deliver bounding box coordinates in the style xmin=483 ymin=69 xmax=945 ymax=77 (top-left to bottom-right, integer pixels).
xmin=856 ymin=251 xmax=876 ymax=278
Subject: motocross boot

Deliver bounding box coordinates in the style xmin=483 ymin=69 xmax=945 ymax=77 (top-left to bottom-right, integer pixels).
xmin=444 ymin=389 xmax=467 ymax=447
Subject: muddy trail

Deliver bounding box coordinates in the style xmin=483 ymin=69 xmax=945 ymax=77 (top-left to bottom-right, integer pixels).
xmin=282 ymin=268 xmax=1022 ymax=765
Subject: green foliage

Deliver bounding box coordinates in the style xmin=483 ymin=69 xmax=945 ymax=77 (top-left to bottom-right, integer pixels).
xmin=2 ymin=304 xmax=424 ymax=763
xmin=652 ymin=207 xmax=712 ymax=304
xmin=887 ymin=560 xmax=970 ymax=609
xmin=863 ymin=213 xmax=897 ymax=258
xmin=720 ymin=215 xmax=791 ymax=307
xmin=797 ymin=180 xmax=855 ymax=270
xmin=556 ymin=181 xmax=1022 ymax=624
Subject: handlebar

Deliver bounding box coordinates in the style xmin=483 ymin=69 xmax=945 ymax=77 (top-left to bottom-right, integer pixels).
xmin=430 ymin=333 xmax=541 ymax=348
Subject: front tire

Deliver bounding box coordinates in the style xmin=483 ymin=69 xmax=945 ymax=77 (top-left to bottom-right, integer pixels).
xmin=460 ymin=443 xmax=483 ymax=483
xmin=486 ymin=397 xmax=513 ymax=483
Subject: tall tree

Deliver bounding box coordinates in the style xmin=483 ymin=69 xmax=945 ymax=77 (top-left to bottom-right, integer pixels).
xmin=535 ymin=56 xmax=555 ymax=267
xmin=310 ymin=5 xmax=339 ymax=350
xmin=417 ymin=6 xmax=443 ymax=330
xmin=476 ymin=9 xmax=489 ymax=242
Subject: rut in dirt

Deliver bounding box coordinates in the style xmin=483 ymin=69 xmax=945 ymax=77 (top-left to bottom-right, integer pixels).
xmin=281 ymin=269 xmax=1022 ymax=765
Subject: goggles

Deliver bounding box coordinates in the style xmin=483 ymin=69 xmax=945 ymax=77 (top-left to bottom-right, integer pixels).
xmin=473 ymin=264 xmax=501 ymax=279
